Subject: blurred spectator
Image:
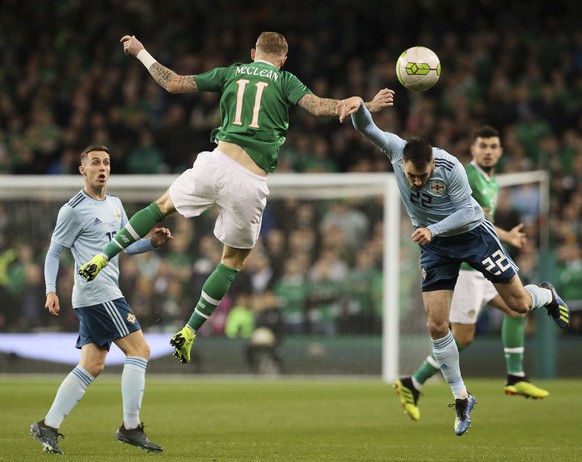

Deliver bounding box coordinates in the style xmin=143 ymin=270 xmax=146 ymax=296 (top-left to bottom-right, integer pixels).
xmin=126 ymin=130 xmax=167 ymax=174
xmin=555 ymin=243 xmax=582 ymax=314
xmin=225 ymin=293 xmax=255 ymax=339
xmin=319 ymin=200 xmax=370 ymax=253
xmin=247 ymin=291 xmax=284 ymax=375
xmin=274 ymin=257 xmax=310 ymax=334
xmin=244 ymin=249 xmax=275 ymax=295
xmin=341 ymin=248 xmax=383 ymax=334
xmin=307 ymin=248 xmax=348 ymax=335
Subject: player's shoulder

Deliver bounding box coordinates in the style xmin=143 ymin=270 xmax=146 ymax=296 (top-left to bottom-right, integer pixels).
xmin=432 ymin=147 xmax=459 ymax=172
xmin=55 ymin=190 xmax=86 ymax=223
xmin=465 ymin=161 xmax=477 ymax=172
xmin=279 ymin=69 xmax=305 ymax=84
xmin=203 ymin=63 xmax=239 ymax=81
xmin=65 ymin=190 xmax=88 ymax=210
xmin=228 ymin=62 xmax=244 ymax=71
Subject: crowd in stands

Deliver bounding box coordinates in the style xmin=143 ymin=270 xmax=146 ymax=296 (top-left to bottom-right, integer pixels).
xmin=1 ymin=0 xmax=581 ymax=338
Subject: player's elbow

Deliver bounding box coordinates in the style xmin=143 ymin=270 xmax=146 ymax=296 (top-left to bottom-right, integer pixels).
xmin=465 ymin=206 xmax=478 ymax=221
xmin=165 ymin=84 xmax=181 ymax=94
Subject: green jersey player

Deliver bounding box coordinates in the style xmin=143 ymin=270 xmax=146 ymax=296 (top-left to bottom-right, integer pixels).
xmin=394 ymin=126 xmax=550 ymax=425
xmin=78 ymin=32 xmax=393 ymax=364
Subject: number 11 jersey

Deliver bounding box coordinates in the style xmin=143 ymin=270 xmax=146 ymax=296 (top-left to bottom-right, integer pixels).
xmin=195 ymin=60 xmax=312 ymax=173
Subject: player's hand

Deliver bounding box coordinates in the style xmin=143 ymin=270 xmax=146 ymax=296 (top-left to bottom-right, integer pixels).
xmin=507 ymin=223 xmax=527 ymax=249
xmin=367 ymin=88 xmax=395 ymax=113
xmin=45 ymin=292 xmax=60 ymax=317
xmin=151 ymin=227 xmax=173 ymax=248
xmin=338 ymin=97 xmax=364 ymax=123
xmin=120 ymin=35 xmax=145 ymax=57
xmin=411 ymin=227 xmax=433 ymax=245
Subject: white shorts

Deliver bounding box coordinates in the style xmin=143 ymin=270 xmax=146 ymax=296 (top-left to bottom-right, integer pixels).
xmin=449 ymin=270 xmax=499 ymax=324
xmin=169 ymin=149 xmax=269 ymax=249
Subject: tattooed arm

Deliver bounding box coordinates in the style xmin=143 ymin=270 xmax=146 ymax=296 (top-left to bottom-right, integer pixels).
xmin=120 ymin=34 xmax=198 ymax=94
xmin=297 ymin=94 xmax=340 ymax=117
xmin=147 ymin=63 xmax=198 ymax=94
xmin=298 ymin=89 xmax=395 ymax=118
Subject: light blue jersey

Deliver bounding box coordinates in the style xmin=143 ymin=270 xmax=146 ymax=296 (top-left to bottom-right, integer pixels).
xmin=352 ymin=105 xmax=484 ymax=237
xmin=47 ymin=190 xmax=154 ymax=308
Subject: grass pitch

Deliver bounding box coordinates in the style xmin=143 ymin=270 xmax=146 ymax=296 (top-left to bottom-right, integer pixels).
xmin=2 ymin=375 xmax=581 ymax=462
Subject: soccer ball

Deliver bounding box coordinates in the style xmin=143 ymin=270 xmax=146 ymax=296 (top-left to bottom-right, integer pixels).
xmin=396 ymin=46 xmax=441 ymax=92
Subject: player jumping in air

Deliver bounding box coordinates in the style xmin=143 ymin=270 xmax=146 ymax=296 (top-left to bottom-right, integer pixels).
xmin=78 ymin=32 xmax=392 ymax=364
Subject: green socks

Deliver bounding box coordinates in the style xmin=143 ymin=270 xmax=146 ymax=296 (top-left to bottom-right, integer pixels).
xmin=103 ymin=202 xmax=165 ymax=259
xmin=413 ymin=340 xmax=464 ymax=386
xmin=412 ymin=355 xmax=441 ymax=385
xmin=502 ymin=315 xmax=526 ymax=375
xmin=187 ymin=263 xmax=239 ymax=331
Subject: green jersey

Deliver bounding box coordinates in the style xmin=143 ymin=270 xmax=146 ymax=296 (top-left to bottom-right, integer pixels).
xmin=466 ymin=162 xmax=499 ymax=218
xmin=195 ymin=60 xmax=312 ymax=172
xmin=461 ymin=161 xmax=499 ymax=271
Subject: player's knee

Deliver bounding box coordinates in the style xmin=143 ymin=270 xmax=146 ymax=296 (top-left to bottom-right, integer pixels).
xmin=451 ymin=324 xmax=475 ymax=347
xmin=155 ymin=193 xmax=176 ymax=216
xmin=141 ymin=343 xmax=151 ymax=360
xmin=508 ymin=299 xmax=529 ymax=314
xmin=507 ymin=309 xmax=526 ymax=318
xmin=456 ymin=335 xmax=473 ymax=348
xmin=223 ymin=256 xmax=246 ymax=270
xmin=133 ymin=343 xmax=151 ymax=360
xmin=426 ymin=318 xmax=449 ymax=338
xmin=85 ymin=362 xmax=105 ymax=377
xmin=222 ymin=248 xmax=252 ymax=270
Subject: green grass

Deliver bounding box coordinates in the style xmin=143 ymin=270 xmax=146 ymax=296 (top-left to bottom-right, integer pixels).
xmin=2 ymin=375 xmax=581 ymax=462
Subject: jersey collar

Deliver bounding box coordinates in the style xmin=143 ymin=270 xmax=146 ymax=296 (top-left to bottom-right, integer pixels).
xmin=470 ymin=160 xmax=492 ymax=181
xmin=253 ymin=59 xmax=277 ymax=68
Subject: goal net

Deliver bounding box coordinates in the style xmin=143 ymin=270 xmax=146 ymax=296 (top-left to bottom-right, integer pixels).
xmin=0 ymin=171 xmax=548 ymax=380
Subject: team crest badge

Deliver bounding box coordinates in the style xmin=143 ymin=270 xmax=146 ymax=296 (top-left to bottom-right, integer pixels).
xmin=127 ymin=313 xmax=136 ymax=324
xmin=429 ymin=180 xmax=445 ymax=195
xmin=115 ymin=208 xmax=122 ymax=223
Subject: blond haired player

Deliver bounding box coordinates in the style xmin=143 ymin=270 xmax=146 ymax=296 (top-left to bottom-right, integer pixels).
xmin=79 ymin=32 xmax=392 ymax=364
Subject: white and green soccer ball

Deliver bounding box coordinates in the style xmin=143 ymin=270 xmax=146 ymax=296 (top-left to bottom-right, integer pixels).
xmin=396 ymin=46 xmax=441 ymax=92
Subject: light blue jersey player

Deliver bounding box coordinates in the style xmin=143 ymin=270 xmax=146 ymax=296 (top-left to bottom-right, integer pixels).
xmin=49 ymin=189 xmax=137 ymax=308
xmin=31 ymin=145 xmax=172 ymax=454
xmin=338 ymin=91 xmax=570 ymax=436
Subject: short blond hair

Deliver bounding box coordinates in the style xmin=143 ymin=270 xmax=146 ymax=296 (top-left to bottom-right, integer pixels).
xmin=255 ymin=32 xmax=288 ymax=56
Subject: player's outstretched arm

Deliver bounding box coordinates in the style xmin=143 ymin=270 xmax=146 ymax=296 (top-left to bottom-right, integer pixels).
xmin=297 ymin=94 xmax=340 ymax=117
xmin=120 ymin=35 xmax=198 ymax=94
xmin=338 ymin=89 xmax=394 ymax=122
xmin=300 ymin=88 xmax=394 ymax=120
